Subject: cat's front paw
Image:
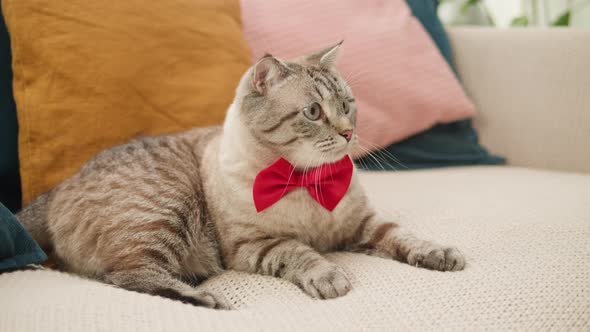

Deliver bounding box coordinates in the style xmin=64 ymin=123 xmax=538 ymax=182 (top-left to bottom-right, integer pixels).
xmin=295 ymin=262 xmax=352 ymax=299
xmin=407 ymin=245 xmax=465 ymax=271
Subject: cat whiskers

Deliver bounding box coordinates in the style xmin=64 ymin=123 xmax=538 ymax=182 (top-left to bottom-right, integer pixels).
xmin=342 ymin=68 xmax=370 ymax=89
xmin=353 ymin=145 xmax=386 ymax=171
xmin=301 ymin=156 xmax=314 ymax=187
xmin=326 ymin=153 xmax=336 ymax=187
xmin=281 ymin=158 xmax=299 ymax=197
xmin=360 ymin=139 xmax=408 ymax=170
xmin=352 ymin=139 xmax=408 ymax=171
xmin=315 ymin=152 xmax=327 ymax=206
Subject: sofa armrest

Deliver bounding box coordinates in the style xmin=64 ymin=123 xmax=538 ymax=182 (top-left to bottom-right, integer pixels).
xmin=447 ymin=28 xmax=590 ymax=174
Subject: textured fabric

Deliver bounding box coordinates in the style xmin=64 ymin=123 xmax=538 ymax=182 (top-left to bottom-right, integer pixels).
xmin=253 ymin=156 xmax=353 ymax=212
xmin=1 ymin=167 xmax=588 ymax=331
xmin=2 ymin=0 xmax=252 ymax=204
xmin=0 ymin=1 xmax=21 ymax=212
xmin=448 ymin=28 xmax=590 ymax=174
xmin=0 ymin=202 xmax=46 ymax=270
xmin=356 ymin=0 xmax=504 ymax=171
xmin=240 ymin=0 xmax=475 ymax=156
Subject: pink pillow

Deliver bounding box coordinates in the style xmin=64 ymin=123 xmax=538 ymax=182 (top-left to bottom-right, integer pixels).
xmin=239 ymin=0 xmax=475 ymax=156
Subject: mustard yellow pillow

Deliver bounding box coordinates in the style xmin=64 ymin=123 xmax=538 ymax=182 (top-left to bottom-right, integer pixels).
xmin=2 ymin=0 xmax=251 ymax=204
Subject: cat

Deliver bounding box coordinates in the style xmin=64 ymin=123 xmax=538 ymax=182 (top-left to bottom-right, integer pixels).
xmin=17 ymin=42 xmax=465 ymax=309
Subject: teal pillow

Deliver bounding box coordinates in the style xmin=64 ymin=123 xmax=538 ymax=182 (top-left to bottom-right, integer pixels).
xmin=0 ymin=202 xmax=46 ymax=271
xmin=355 ymin=0 xmax=505 ymax=171
xmin=0 ymin=1 xmax=21 ymax=212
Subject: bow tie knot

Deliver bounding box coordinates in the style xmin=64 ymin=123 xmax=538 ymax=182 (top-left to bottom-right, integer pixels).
xmin=253 ymin=156 xmax=354 ymax=212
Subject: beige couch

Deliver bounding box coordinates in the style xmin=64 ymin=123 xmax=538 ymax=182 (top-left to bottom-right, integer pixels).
xmin=1 ymin=28 xmax=589 ymax=331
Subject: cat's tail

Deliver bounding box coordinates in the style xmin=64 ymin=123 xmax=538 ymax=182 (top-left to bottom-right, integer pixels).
xmin=16 ymin=191 xmax=53 ymax=251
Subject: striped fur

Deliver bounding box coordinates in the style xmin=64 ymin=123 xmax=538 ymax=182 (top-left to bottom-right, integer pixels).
xmin=17 ymin=43 xmax=464 ymax=309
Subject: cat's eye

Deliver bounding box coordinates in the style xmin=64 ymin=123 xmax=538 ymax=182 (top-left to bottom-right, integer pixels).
xmin=342 ymin=101 xmax=349 ymax=114
xmin=303 ymin=102 xmax=322 ymax=121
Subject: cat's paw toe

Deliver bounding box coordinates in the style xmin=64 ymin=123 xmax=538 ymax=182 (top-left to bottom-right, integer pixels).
xmin=193 ymin=290 xmax=232 ymax=310
xmin=408 ymin=245 xmax=465 ymax=272
xmin=444 ymin=247 xmax=465 ymax=271
xmin=297 ymin=263 xmax=352 ymax=299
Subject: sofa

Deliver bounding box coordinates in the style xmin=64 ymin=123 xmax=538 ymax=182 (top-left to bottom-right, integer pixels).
xmin=1 ymin=28 xmax=589 ymax=331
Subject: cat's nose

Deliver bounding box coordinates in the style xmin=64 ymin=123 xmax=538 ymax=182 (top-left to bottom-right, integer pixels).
xmin=339 ymin=130 xmax=353 ymax=142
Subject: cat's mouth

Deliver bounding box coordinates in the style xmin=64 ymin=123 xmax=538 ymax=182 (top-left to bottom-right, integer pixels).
xmin=333 ymin=143 xmax=351 ymax=155
xmin=291 ymin=134 xmax=356 ymax=168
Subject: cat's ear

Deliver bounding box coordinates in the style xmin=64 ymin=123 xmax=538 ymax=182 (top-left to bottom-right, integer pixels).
xmin=304 ymin=41 xmax=343 ymax=68
xmin=251 ymin=54 xmax=291 ymax=95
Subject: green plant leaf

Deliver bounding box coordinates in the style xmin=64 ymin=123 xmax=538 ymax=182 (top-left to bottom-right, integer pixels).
xmin=552 ymin=10 xmax=571 ymax=26
xmin=510 ymin=15 xmax=529 ymax=27
xmin=461 ymin=0 xmax=481 ymax=14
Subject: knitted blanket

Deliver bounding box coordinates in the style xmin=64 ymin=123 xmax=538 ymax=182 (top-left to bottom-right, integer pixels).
xmin=1 ymin=167 xmax=589 ymax=331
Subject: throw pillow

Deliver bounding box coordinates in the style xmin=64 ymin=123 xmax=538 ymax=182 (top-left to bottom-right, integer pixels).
xmin=355 ymin=0 xmax=505 ymax=170
xmin=0 ymin=202 xmax=46 ymax=271
xmin=0 ymin=1 xmax=21 ymax=212
xmin=239 ymin=0 xmax=476 ymax=158
xmin=2 ymin=0 xmax=251 ymax=204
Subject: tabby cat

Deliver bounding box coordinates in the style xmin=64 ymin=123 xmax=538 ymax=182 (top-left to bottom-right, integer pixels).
xmin=17 ymin=43 xmax=465 ymax=309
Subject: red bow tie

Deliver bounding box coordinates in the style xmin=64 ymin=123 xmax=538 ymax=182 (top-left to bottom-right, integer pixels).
xmin=253 ymin=155 xmax=353 ymax=212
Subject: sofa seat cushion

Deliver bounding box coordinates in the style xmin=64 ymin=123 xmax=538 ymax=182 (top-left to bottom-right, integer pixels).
xmin=1 ymin=166 xmax=588 ymax=331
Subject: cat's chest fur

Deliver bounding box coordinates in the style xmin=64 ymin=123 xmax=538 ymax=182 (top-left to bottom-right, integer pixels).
xmin=252 ymin=189 xmax=347 ymax=249
xmin=206 ymin=163 xmax=367 ymax=253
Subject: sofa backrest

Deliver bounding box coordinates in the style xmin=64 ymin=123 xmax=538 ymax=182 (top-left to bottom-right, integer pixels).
xmin=448 ymin=28 xmax=590 ymax=174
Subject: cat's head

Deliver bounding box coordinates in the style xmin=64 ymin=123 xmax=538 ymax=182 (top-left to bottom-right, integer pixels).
xmin=237 ymin=42 xmax=356 ymax=168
